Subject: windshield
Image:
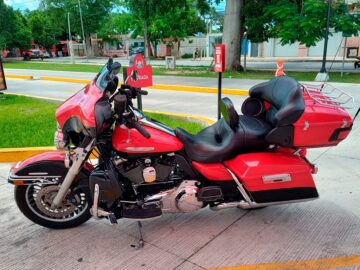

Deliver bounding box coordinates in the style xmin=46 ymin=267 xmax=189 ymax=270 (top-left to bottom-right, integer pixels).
xmin=95 ymin=64 xmax=110 ymax=91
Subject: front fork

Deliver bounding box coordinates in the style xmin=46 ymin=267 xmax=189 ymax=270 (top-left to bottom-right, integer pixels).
xmin=51 ymin=139 xmax=95 ymax=208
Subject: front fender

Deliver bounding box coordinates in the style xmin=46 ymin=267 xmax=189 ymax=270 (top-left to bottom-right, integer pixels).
xmin=8 ymin=151 xmax=93 ymax=186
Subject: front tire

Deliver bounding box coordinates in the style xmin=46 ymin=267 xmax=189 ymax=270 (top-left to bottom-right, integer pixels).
xmin=15 ymin=184 xmax=92 ymax=229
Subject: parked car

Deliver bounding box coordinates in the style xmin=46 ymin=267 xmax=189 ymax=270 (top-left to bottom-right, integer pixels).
xmin=23 ymin=49 xmax=44 ymax=60
xmin=130 ymin=46 xmax=145 ymax=56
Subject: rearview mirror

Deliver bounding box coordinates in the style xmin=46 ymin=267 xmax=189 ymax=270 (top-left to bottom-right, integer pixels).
xmin=111 ymin=62 xmax=121 ymax=76
xmin=107 ymin=57 xmax=113 ymax=71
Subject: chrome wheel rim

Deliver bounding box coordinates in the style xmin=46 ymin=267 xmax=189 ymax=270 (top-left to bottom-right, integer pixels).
xmin=25 ymin=184 xmax=89 ymax=223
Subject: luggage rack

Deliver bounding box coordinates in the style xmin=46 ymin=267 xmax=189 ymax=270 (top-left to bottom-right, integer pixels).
xmin=301 ymin=83 xmax=354 ymax=109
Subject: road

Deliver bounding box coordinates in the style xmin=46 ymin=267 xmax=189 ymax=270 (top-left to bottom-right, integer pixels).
xmin=1 ymin=77 xmax=360 ymax=269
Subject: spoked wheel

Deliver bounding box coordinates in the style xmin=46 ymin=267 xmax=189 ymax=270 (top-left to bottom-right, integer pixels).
xmin=15 ymin=184 xmax=92 ymax=229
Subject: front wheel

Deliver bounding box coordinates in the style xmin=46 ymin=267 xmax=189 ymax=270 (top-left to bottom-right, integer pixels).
xmin=15 ymin=184 xmax=92 ymax=229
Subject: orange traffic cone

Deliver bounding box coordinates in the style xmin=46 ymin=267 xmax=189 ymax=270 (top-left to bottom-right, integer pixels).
xmin=275 ymin=60 xmax=286 ymax=76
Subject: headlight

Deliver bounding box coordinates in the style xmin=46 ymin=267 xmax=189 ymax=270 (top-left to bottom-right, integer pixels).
xmin=54 ymin=122 xmax=67 ymax=150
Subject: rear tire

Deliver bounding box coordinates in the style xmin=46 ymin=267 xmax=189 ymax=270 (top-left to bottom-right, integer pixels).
xmin=15 ymin=185 xmax=92 ymax=229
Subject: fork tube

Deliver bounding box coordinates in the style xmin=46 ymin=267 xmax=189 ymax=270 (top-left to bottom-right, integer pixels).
xmin=51 ymin=140 xmax=94 ymax=208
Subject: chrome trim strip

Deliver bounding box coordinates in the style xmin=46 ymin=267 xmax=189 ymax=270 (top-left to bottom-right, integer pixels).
xmin=28 ymin=172 xmax=49 ymax=176
xmin=262 ymin=173 xmax=291 ymax=184
xmin=139 ymin=118 xmax=176 ymax=136
xmin=8 ymin=174 xmax=62 ymax=179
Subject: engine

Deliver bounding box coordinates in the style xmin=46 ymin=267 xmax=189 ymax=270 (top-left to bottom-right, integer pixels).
xmin=145 ymin=180 xmax=204 ymax=213
xmin=115 ymin=156 xmax=205 ymax=214
xmin=115 ymin=154 xmax=175 ymax=184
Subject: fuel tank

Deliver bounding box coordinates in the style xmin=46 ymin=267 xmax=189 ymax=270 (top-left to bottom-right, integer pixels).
xmin=112 ymin=123 xmax=183 ymax=154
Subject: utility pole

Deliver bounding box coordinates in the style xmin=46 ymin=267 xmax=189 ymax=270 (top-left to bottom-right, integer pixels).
xmin=315 ymin=0 xmax=332 ymax=82
xmin=77 ymin=0 xmax=88 ymax=60
xmin=67 ymin=13 xmax=75 ymax=64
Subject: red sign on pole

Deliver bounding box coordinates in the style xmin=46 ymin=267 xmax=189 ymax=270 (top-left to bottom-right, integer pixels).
xmin=214 ymin=44 xmax=225 ymax=73
xmin=126 ymin=54 xmax=153 ymax=88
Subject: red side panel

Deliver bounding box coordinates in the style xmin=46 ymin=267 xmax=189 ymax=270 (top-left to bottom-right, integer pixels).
xmin=293 ymin=90 xmax=353 ymax=148
xmin=224 ymin=152 xmax=315 ymax=192
xmin=192 ymin=162 xmax=232 ymax=181
xmin=112 ymin=125 xmax=183 ymax=154
xmin=55 ymin=81 xmax=103 ymax=129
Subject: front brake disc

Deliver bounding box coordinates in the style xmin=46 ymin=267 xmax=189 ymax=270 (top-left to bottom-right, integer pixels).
xmin=35 ymin=185 xmax=78 ymax=218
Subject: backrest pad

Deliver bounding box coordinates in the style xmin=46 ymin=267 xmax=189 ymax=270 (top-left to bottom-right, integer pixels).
xmin=249 ymin=76 xmax=305 ymax=127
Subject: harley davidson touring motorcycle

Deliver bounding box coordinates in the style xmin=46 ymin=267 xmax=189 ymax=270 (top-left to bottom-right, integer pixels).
xmin=8 ymin=59 xmax=356 ymax=234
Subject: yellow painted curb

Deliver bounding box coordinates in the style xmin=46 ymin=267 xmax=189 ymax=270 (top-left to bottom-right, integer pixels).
xmin=0 ymin=147 xmax=56 ymax=163
xmin=208 ymin=255 xmax=360 ymax=270
xmin=149 ymin=84 xmax=249 ymax=96
xmin=5 ymin=74 xmax=33 ymax=80
xmin=39 ymin=76 xmax=90 ymax=84
xmin=6 ymin=74 xmax=249 ymax=96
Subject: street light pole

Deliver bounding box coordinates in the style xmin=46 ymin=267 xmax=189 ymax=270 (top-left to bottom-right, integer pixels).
xmin=67 ymin=13 xmax=75 ymax=64
xmin=316 ymin=0 xmax=332 ymax=81
xmin=77 ymin=0 xmax=88 ymax=60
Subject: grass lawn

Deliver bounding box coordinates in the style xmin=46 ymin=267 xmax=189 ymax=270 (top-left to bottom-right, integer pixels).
xmin=0 ymin=94 xmax=204 ymax=148
xmin=3 ymin=61 xmax=359 ymax=83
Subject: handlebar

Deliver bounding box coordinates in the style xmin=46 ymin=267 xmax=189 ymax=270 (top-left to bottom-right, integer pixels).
xmin=133 ymin=121 xmax=151 ymax=139
xmin=138 ymin=89 xmax=148 ymax=96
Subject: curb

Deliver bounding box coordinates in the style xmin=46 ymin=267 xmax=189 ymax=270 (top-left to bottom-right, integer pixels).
xmin=5 ymin=74 xmax=249 ymax=96
xmin=0 ymin=146 xmax=56 ymax=163
xmin=5 ymin=74 xmax=34 ymax=80
xmin=0 ymin=96 xmax=215 ymax=162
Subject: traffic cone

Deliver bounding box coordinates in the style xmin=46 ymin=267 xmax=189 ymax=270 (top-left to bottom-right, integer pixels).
xmin=275 ymin=60 xmax=286 ymax=76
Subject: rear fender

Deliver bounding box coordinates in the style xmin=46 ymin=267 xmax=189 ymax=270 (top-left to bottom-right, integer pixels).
xmin=8 ymin=151 xmax=93 ymax=186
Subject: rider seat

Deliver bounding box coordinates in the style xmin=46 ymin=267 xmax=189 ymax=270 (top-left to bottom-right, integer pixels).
xmin=176 ymin=98 xmax=272 ymax=163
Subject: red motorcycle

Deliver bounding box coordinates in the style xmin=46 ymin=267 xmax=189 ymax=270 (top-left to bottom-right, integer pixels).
xmin=8 ymin=59 xmax=356 ymax=234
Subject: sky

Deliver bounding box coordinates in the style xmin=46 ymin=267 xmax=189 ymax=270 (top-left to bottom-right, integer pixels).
xmin=5 ymin=0 xmax=225 ymax=12
xmin=4 ymin=0 xmax=41 ymax=11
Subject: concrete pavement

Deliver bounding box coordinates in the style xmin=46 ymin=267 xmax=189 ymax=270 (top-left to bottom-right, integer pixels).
xmin=1 ymin=77 xmax=360 ymax=269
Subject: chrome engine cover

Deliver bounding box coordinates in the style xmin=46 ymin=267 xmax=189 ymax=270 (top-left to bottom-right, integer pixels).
xmin=155 ymin=180 xmax=203 ymax=213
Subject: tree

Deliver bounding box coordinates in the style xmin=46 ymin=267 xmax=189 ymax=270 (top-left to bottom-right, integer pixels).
xmin=218 ymin=0 xmax=360 ymax=70
xmin=222 ymin=0 xmax=242 ymax=70
xmin=27 ymin=10 xmax=58 ymax=51
xmin=265 ymin=0 xmax=360 ymax=47
xmin=40 ymin=0 xmax=115 ymax=54
xmin=125 ymin=0 xmax=207 ymax=57
xmin=0 ymin=0 xmax=32 ymax=51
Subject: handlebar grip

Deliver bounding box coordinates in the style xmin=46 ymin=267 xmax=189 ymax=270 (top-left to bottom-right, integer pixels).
xmin=133 ymin=122 xmax=151 ymax=139
xmin=138 ymin=90 xmax=148 ymax=96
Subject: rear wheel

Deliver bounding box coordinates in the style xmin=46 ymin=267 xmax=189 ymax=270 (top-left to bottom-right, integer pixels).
xmin=15 ymin=184 xmax=91 ymax=229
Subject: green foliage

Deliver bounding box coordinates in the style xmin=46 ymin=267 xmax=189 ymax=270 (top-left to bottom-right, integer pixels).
xmin=40 ymin=0 xmax=115 ymax=39
xmin=125 ymin=0 xmax=207 ymax=55
xmin=0 ymin=1 xmax=32 ymax=50
xmin=97 ymin=13 xmax=136 ymax=41
xmin=263 ymin=0 xmax=360 ymax=46
xmin=27 ymin=10 xmax=58 ymax=49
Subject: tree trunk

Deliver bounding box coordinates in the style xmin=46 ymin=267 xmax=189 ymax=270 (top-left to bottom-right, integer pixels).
xmin=223 ymin=0 xmax=243 ymax=70
xmin=151 ymin=40 xmax=158 ymax=58
xmin=147 ymin=35 xmax=152 ymax=57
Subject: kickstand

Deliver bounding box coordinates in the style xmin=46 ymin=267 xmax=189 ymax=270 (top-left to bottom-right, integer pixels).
xmin=130 ymin=221 xmax=144 ymax=249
